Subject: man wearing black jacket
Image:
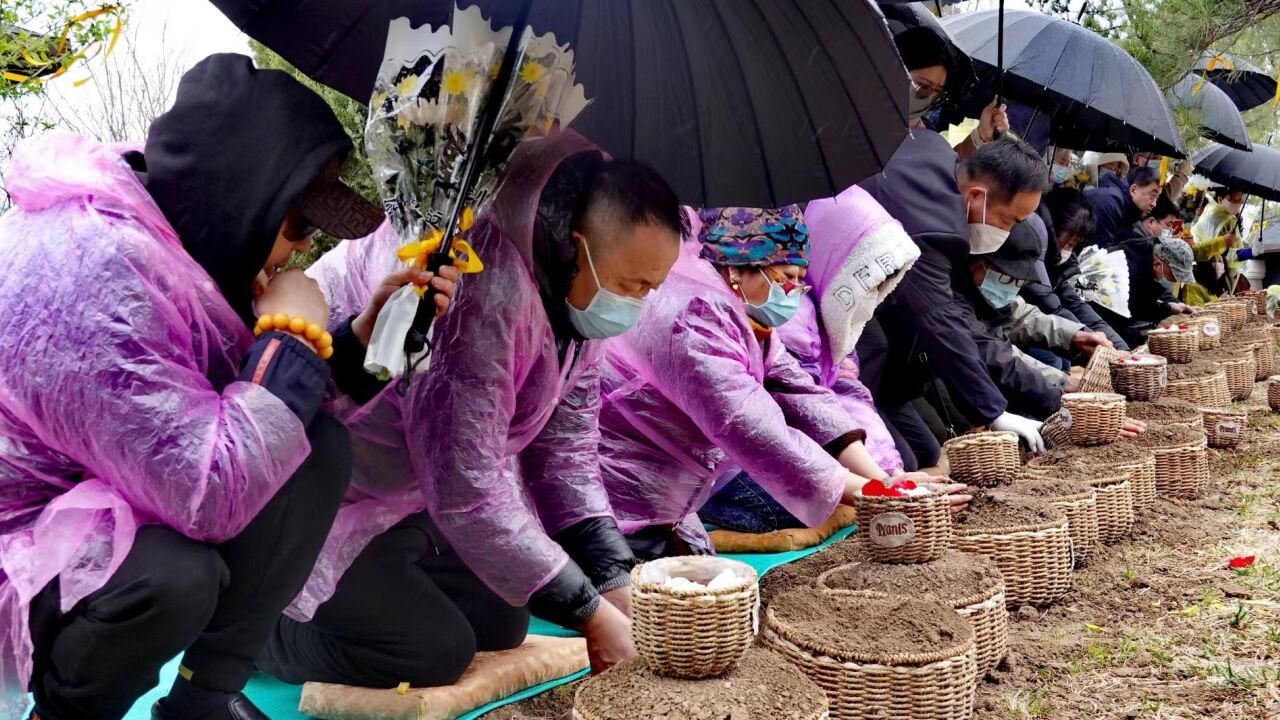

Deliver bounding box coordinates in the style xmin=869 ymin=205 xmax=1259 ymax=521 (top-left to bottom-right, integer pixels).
xmin=858 ymin=134 xmax=1050 ymax=466
xmin=1085 ymin=165 xmax=1161 ymax=249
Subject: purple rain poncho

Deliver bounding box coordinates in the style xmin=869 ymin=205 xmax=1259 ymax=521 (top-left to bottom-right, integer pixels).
xmin=295 ymin=131 xmax=616 ymax=617
xmin=597 ymin=245 xmax=857 ymax=551
xmin=773 ymin=185 xmax=921 ymax=475
xmin=0 ymin=134 xmax=311 ymax=716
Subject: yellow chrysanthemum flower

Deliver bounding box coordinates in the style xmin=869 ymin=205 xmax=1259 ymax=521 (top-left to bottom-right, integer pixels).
xmin=519 ymin=62 xmax=546 ymax=84
xmin=444 ymin=70 xmax=468 ymax=95
xmin=396 ymin=75 xmax=416 ymax=97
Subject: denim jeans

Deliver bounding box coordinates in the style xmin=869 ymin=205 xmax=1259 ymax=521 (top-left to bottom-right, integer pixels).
xmin=698 ymin=471 xmax=804 ymax=534
xmin=1026 ymin=346 xmax=1071 ymax=372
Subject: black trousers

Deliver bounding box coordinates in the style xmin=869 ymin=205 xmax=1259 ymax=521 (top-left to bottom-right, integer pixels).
xmin=28 ymin=414 xmax=351 ymax=720
xmin=258 ymin=510 xmax=530 ymax=689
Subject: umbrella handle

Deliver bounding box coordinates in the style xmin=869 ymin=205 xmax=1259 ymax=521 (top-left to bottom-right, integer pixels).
xmin=993 ymin=0 xmax=1005 ymax=140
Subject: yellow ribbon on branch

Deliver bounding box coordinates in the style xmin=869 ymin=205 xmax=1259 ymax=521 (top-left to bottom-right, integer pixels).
xmin=1192 ymin=54 xmax=1233 ymax=96
xmin=395 ymin=207 xmax=484 ymax=296
xmin=4 ymin=5 xmax=123 ymax=87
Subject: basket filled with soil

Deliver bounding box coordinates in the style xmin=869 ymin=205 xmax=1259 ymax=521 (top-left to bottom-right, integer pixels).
xmin=854 ymin=480 xmax=951 ymax=564
xmin=1079 ymin=345 xmax=1126 ymax=393
xmin=630 ymin=557 xmax=758 ymax=679
xmin=573 ymin=648 xmax=828 ymax=720
xmin=1244 ymin=340 xmax=1275 ymax=380
xmin=1146 ymin=325 xmax=1199 ymax=364
xmin=1201 ymin=407 xmax=1247 ymax=449
xmin=952 ymin=493 xmax=1072 ymax=607
xmin=1126 ymin=398 xmax=1204 ymax=433
xmin=763 ymin=591 xmax=977 ymax=720
xmin=1199 ymin=348 xmax=1256 ymax=401
xmin=942 ymin=431 xmax=1020 ymax=487
xmin=1027 ymin=442 xmax=1156 ymax=512
xmin=1007 ymin=475 xmax=1098 ymax=566
xmin=1270 ymin=376 xmax=1280 ymax=411
xmin=1060 ymin=392 xmax=1126 ymax=445
xmin=1166 ymin=314 xmax=1223 ymax=350
xmin=817 ymin=551 xmax=1007 ymax=677
xmin=1124 ymin=425 xmax=1209 ymax=500
xmin=1164 ymin=359 xmax=1230 ymax=407
xmin=1109 ymin=353 xmax=1168 ymax=401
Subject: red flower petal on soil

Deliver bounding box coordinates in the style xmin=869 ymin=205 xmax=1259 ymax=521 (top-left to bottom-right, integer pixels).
xmin=1229 ymin=556 xmax=1256 ymax=570
xmin=890 ymin=479 xmax=918 ymax=493
xmin=862 ymin=479 xmax=890 ymax=497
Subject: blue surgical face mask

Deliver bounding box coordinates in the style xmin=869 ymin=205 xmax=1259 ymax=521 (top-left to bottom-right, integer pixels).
xmin=1051 ymin=164 xmax=1071 ymax=184
xmin=745 ymin=270 xmax=801 ymax=327
xmin=566 ymin=240 xmax=645 ymax=339
xmin=978 ymin=269 xmax=1020 ymax=309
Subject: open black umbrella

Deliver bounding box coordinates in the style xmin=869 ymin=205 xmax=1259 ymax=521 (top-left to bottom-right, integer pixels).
xmin=878 ymin=2 xmax=975 ymax=105
xmin=1194 ymin=52 xmax=1277 ymax=113
xmin=941 ymin=10 xmax=1184 ymax=157
xmin=1165 ymin=74 xmax=1251 ymax=152
xmin=207 ymin=0 xmax=910 ymax=210
xmin=1193 ymin=143 xmax=1280 ymax=203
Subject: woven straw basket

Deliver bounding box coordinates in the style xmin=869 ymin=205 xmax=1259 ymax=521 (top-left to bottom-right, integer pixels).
xmin=1109 ymin=355 xmax=1167 ymax=402
xmin=1208 ymin=300 xmax=1249 ymax=331
xmin=1149 ymin=435 xmax=1210 ymax=500
xmin=953 ymin=507 xmax=1072 ymax=607
xmin=1040 ymin=409 xmax=1074 ymax=449
xmin=1202 ymin=407 xmax=1247 ymax=449
xmin=1269 ymin=376 xmax=1280 ymax=411
xmin=816 ymin=558 xmax=1008 ymax=678
xmin=1194 ymin=315 xmax=1224 ymax=349
xmin=1114 ymin=453 xmax=1158 ymax=511
xmin=1088 ymin=475 xmax=1134 ymax=544
xmin=1165 ymin=371 xmax=1231 ymax=407
xmin=1147 ymin=327 xmax=1199 ymax=364
xmin=1246 ymin=341 xmax=1276 ymax=380
xmin=1080 ymin=345 xmax=1127 ymax=393
xmin=1010 ymin=476 xmax=1098 ymax=567
xmin=631 ymin=557 xmax=757 ymax=679
xmin=1219 ymin=354 xmax=1257 ymax=401
xmin=763 ymin=595 xmax=977 ymax=720
xmin=854 ymin=494 xmax=951 ymax=564
xmin=1250 ymin=290 xmax=1269 ymax=316
xmin=942 ymin=431 xmax=1020 ymax=487
xmin=1270 ymin=326 xmax=1280 ymax=351
xmin=1060 ymin=393 xmax=1126 ymax=446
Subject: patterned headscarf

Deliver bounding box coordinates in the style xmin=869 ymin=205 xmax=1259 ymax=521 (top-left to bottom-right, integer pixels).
xmin=697 ymin=205 xmax=809 ymax=268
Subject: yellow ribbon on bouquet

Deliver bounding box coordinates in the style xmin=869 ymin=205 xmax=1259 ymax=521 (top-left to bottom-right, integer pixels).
xmin=395 ymin=207 xmax=483 ymax=296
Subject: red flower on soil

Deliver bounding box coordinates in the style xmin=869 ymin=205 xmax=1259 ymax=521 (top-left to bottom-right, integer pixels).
xmin=862 ymin=479 xmax=914 ymax=497
xmin=890 ymin=479 xmax=918 ymax=493
xmin=1228 ymin=556 xmax=1256 ymax=570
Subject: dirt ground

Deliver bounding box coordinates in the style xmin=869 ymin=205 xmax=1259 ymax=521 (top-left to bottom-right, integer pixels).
xmin=490 ymin=407 xmax=1280 ymax=720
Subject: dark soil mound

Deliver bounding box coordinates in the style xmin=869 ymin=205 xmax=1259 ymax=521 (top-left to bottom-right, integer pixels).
xmin=1127 ymin=398 xmax=1200 ymax=423
xmin=1123 ymin=424 xmax=1204 ymax=449
xmin=1028 ymin=444 xmax=1154 ymax=472
xmin=954 ymin=492 xmax=1062 ymax=530
xmin=574 ymin=648 xmax=827 ymax=720
xmin=768 ymin=590 xmax=972 ymax=662
xmin=759 ymin=538 xmax=867 ymax=606
xmin=1167 ymin=359 xmax=1223 ymax=381
xmin=819 ymin=550 xmax=1002 ymax=604
xmin=1008 ymin=476 xmax=1094 ymax=499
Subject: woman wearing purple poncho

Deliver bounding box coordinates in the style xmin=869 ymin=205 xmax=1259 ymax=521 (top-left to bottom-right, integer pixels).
xmin=261 ymin=130 xmax=686 ymax=687
xmin=0 ymin=55 xmax=409 ymax=720
xmin=596 ymin=206 xmax=965 ymax=555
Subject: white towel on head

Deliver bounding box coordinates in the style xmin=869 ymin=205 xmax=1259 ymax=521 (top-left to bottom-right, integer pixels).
xmin=819 ymin=221 xmax=920 ymax=364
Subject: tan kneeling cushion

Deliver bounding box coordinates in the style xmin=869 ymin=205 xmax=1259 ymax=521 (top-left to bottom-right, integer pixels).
xmin=708 ymin=504 xmax=857 ymax=553
xmin=297 ymin=634 xmax=587 ymax=720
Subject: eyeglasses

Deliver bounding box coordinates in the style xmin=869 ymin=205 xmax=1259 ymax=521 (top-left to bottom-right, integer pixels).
xmin=762 ymin=268 xmax=811 ymax=297
xmin=990 ymin=270 xmax=1030 ymax=289
xmin=911 ymin=80 xmax=947 ymax=104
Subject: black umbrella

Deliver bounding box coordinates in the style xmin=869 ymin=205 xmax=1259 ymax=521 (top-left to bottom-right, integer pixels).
xmin=1193 ymin=143 xmax=1280 ymax=203
xmin=1194 ymin=52 xmax=1277 ymax=112
xmin=1166 ymin=74 xmax=1252 ymax=152
xmin=941 ymin=10 xmax=1185 ymax=157
xmin=207 ymin=0 xmax=910 ymax=210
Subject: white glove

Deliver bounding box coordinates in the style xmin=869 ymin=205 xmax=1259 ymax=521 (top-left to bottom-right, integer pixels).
xmin=991 ymin=412 xmax=1045 ymax=454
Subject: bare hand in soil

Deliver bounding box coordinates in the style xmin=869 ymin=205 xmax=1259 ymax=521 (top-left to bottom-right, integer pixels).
xmin=1119 ymin=417 xmax=1147 ymax=439
xmin=921 ymin=480 xmax=973 ymax=515
xmin=581 ymin=599 xmax=636 ymax=675
xmin=600 ymin=585 xmax=632 ymax=619
xmin=1071 ymin=330 xmax=1113 ymax=355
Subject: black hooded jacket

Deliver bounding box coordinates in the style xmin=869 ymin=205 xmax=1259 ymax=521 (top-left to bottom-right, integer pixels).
xmin=144 ymin=54 xmax=349 ymax=425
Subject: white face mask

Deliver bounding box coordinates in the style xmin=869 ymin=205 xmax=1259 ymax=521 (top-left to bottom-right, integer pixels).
xmin=1221 ymin=199 xmax=1243 ymax=215
xmin=966 ymin=188 xmax=1011 ymax=254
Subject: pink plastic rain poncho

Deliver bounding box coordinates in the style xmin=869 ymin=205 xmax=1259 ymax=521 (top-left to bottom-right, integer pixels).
xmin=0 ymin=134 xmax=311 ymax=716
xmin=295 ymin=131 xmax=615 ymax=616
xmin=773 ymin=185 xmax=921 ymax=475
xmin=597 ymin=244 xmax=857 ymax=551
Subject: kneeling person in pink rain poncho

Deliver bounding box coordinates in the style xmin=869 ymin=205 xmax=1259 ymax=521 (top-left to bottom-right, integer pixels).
xmin=259 ymin=131 xmax=685 ymax=687
xmin=699 ymin=188 xmax=921 ymax=533
xmin=0 ymin=55 xmax=444 ymax=720
xmin=598 ymin=206 xmax=968 ymax=557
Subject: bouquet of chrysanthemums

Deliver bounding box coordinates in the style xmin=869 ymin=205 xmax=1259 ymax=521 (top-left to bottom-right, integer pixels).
xmin=363 ymin=4 xmax=589 ymax=379
xmin=1072 ymin=245 xmax=1131 ymax=318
